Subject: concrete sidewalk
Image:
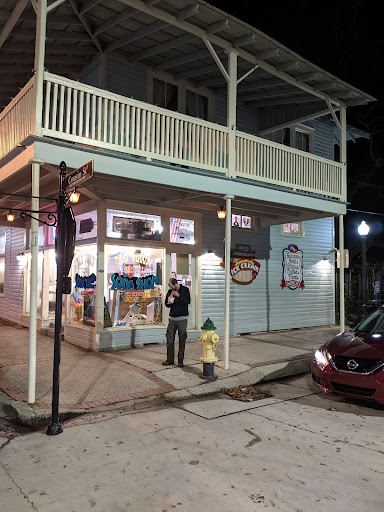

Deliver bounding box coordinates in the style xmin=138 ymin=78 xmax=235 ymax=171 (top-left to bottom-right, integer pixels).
xmin=0 ymin=320 xmax=340 ymax=426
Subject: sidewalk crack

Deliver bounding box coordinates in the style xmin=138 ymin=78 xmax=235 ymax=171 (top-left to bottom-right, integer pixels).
xmin=248 ymin=411 xmax=384 ymax=456
xmin=0 ymin=449 xmax=40 ymax=511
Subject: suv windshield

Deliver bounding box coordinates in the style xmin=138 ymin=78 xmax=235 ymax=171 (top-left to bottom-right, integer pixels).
xmin=356 ymin=310 xmax=384 ymax=335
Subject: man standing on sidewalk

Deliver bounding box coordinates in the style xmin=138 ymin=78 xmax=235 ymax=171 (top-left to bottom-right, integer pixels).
xmin=162 ymin=278 xmax=190 ymax=368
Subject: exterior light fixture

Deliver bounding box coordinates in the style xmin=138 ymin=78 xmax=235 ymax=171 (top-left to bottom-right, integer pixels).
xmin=17 ymin=252 xmax=25 ymax=263
xmin=357 ymin=220 xmax=369 ymax=313
xmin=358 ymin=220 xmax=369 ymax=236
xmin=7 ymin=210 xmax=15 ymax=222
xmin=217 ymin=206 xmax=226 ymax=219
xmin=69 ymin=190 xmax=80 ymax=203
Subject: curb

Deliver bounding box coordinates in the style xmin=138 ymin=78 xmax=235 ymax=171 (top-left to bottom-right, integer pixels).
xmin=168 ymin=356 xmax=312 ymax=401
xmin=2 ymin=357 xmax=312 ymax=427
xmin=2 ymin=401 xmax=86 ymax=429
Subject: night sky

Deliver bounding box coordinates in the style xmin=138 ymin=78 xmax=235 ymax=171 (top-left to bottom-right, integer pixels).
xmin=209 ymin=0 xmax=384 ymax=265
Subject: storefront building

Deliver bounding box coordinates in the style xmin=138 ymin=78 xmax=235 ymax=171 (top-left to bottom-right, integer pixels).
xmin=1 ymin=202 xmax=334 ymax=351
xmin=0 ymin=0 xmax=375 ymax=354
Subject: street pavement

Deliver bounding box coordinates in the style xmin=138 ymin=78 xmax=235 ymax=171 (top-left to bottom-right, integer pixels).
xmin=0 ymin=320 xmax=340 ymax=426
xmin=1 ymin=375 xmax=383 ymax=512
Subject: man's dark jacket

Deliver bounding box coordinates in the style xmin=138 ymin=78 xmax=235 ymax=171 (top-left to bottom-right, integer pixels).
xmin=165 ymin=285 xmax=190 ymax=318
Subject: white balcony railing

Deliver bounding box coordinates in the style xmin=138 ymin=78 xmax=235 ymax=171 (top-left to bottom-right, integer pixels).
xmin=236 ymin=131 xmax=344 ymax=199
xmin=0 ymin=72 xmax=345 ymax=201
xmin=0 ymin=78 xmax=35 ymax=160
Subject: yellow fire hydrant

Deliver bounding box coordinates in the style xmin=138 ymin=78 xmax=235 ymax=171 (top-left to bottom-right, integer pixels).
xmin=199 ymin=318 xmax=219 ymax=381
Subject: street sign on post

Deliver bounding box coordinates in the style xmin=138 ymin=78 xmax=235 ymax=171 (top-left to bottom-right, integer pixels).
xmin=63 ymin=160 xmax=93 ymax=192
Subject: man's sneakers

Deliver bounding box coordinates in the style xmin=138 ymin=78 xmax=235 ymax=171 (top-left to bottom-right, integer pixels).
xmin=177 ymin=362 xmax=184 ymax=368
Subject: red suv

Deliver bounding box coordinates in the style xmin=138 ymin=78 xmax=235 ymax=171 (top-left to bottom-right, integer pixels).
xmin=311 ymin=308 xmax=384 ymax=404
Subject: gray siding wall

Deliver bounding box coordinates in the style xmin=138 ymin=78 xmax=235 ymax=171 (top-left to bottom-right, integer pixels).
xmin=307 ymin=119 xmax=334 ymax=160
xmin=214 ymin=95 xmax=260 ymax=134
xmin=258 ymin=108 xmax=334 ymax=160
xmin=79 ymin=54 xmax=147 ymax=101
xmin=201 ymin=214 xmax=334 ymax=336
xmin=267 ymin=219 xmax=335 ymax=330
xmin=79 ymin=57 xmax=100 ymax=88
xmin=0 ymin=227 xmax=25 ymax=324
xmin=106 ymin=53 xmax=147 ymax=102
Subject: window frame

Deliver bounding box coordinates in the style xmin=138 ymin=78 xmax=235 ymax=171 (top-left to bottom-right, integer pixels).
xmin=149 ymin=70 xmax=213 ymax=121
xmin=281 ymin=222 xmax=304 ymax=238
xmin=186 ymin=89 xmax=209 ymax=121
xmin=293 ymin=124 xmax=314 ymax=153
xmin=152 ymin=77 xmax=179 ymax=112
xmin=267 ymin=123 xmax=314 ymax=154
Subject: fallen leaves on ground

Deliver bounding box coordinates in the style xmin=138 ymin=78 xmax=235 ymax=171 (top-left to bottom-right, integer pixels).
xmin=221 ymin=385 xmax=272 ymax=402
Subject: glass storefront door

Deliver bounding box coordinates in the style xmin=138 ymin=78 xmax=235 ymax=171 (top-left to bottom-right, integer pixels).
xmin=170 ymin=252 xmax=196 ymax=329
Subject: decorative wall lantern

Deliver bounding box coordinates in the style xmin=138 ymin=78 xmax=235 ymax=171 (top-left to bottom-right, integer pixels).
xmin=217 ymin=206 xmax=226 ymax=219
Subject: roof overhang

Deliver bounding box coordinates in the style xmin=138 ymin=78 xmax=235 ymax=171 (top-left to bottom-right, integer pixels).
xmin=0 ymin=137 xmax=347 ymax=228
xmin=0 ymin=0 xmax=376 ymax=112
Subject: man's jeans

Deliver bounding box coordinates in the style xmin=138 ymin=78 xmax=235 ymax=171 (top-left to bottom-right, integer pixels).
xmin=166 ymin=319 xmax=188 ymax=362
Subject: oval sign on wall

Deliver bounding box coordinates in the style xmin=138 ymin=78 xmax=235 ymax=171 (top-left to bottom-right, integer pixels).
xmin=281 ymin=244 xmax=304 ymax=290
xmin=220 ymin=258 xmax=261 ymax=285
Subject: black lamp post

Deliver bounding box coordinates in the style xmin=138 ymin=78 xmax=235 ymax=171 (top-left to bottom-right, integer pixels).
xmin=358 ymin=220 xmax=369 ymax=315
xmin=46 ymin=161 xmax=76 ymax=436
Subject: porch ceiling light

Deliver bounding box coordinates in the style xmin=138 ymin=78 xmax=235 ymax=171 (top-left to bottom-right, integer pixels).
xmin=7 ymin=210 xmax=15 ymax=222
xmin=217 ymin=206 xmax=226 ymax=219
xmin=69 ymin=190 xmax=80 ymax=203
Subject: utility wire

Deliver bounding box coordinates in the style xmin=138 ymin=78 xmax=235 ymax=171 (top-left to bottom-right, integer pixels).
xmin=348 ymin=179 xmax=384 ymax=190
xmin=347 ymin=208 xmax=384 ymax=216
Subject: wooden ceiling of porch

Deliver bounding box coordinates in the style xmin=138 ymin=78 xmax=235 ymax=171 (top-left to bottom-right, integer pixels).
xmin=0 ymin=0 xmax=375 ymax=113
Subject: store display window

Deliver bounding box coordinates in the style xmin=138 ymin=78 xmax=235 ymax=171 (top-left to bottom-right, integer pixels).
xmin=106 ymin=209 xmax=162 ymax=241
xmin=104 ymin=245 xmax=164 ymax=327
xmin=170 ymin=217 xmax=195 ymax=244
xmin=71 ymin=244 xmax=97 ymax=327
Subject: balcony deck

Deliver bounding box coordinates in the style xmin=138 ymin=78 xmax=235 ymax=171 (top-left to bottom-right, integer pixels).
xmin=0 ymin=72 xmax=345 ymax=202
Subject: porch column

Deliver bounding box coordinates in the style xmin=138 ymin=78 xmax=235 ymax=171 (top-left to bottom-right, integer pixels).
xmin=28 ymin=159 xmax=43 ymax=404
xmin=227 ymin=51 xmax=237 ymax=178
xmin=34 ymin=0 xmax=47 ymax=136
xmin=224 ymin=194 xmax=234 ymax=369
xmin=339 ymin=106 xmax=347 ymax=332
xmin=95 ymin=203 xmax=106 ymax=350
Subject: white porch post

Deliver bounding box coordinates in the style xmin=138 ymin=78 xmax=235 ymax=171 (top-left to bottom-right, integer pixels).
xmin=339 ymin=106 xmax=347 ymax=332
xmin=95 ymin=202 xmax=106 ymax=350
xmin=27 ymin=0 xmax=47 ymax=404
xmin=34 ymin=0 xmax=47 ymax=136
xmin=28 ymin=159 xmax=43 ymax=404
xmin=224 ymin=194 xmax=234 ymax=369
xmin=227 ymin=50 xmax=237 ymax=178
